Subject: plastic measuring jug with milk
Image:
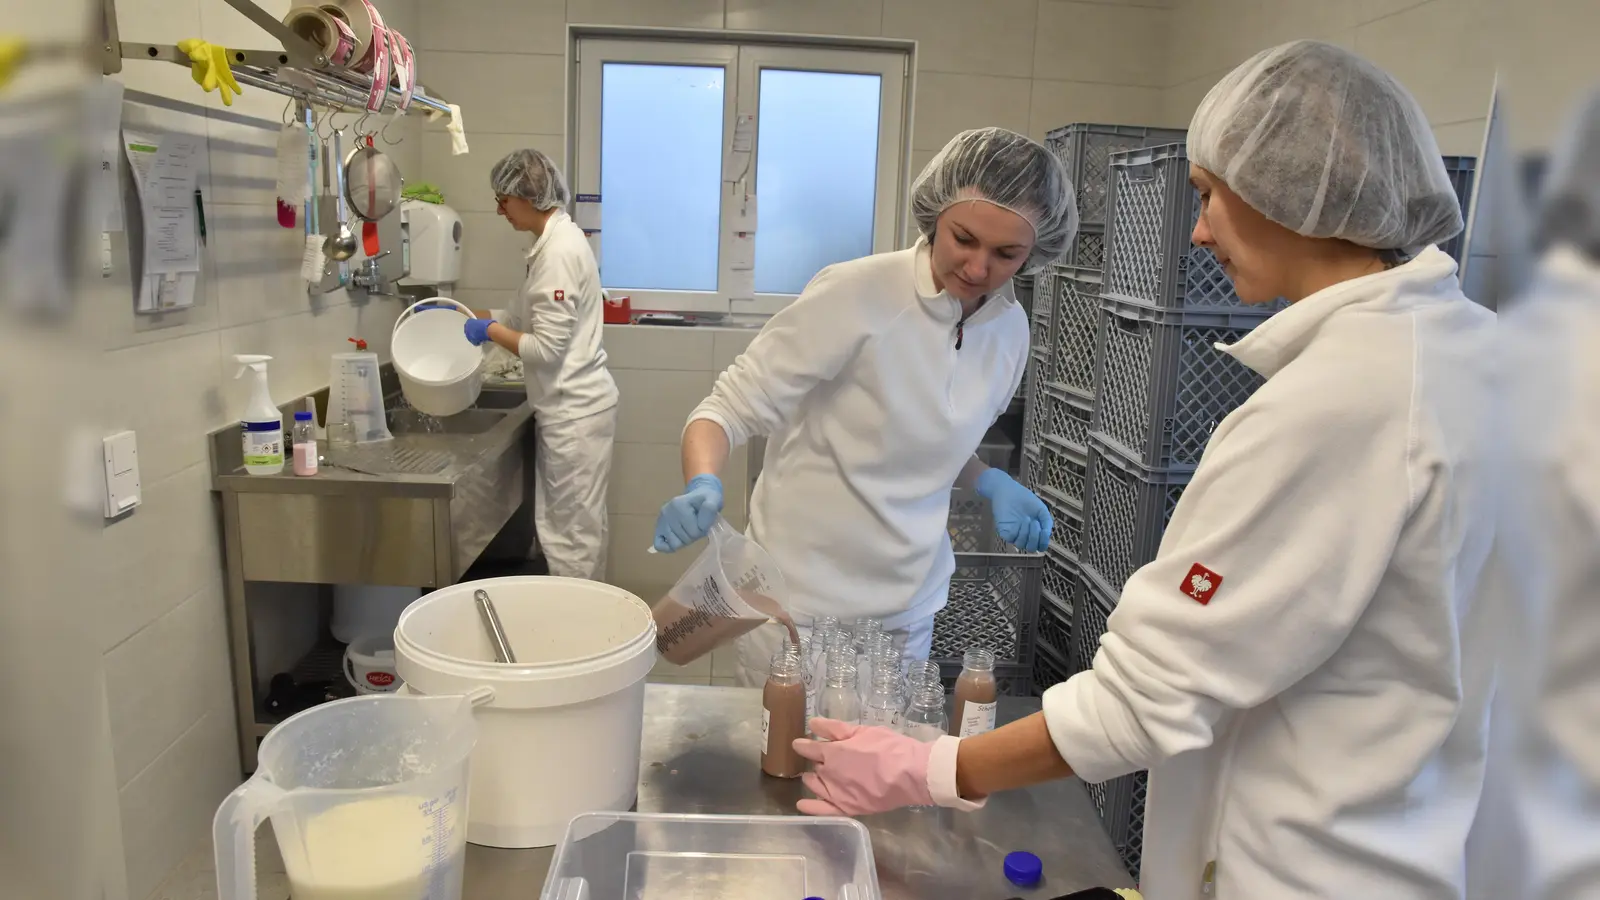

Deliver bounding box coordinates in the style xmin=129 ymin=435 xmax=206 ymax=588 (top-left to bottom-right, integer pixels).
xmin=213 ymin=694 xmax=477 ymax=900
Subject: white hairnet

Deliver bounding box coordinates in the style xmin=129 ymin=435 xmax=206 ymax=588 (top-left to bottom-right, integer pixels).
xmin=1188 ymin=40 xmax=1462 ymax=251
xmin=910 ymin=127 xmax=1078 ymax=274
xmin=489 ymin=148 xmax=570 ymax=211
xmin=1536 ymin=86 xmax=1600 ymax=256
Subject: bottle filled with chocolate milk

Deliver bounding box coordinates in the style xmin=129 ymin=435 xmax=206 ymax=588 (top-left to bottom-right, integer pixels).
xmin=950 ymin=648 xmax=999 ymax=737
xmin=761 ymin=649 xmax=808 ymax=778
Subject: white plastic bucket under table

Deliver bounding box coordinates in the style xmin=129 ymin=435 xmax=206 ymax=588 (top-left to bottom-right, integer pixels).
xmin=394 ymin=576 xmax=657 ymax=849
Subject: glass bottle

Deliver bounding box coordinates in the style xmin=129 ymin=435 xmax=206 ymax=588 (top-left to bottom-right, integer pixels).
xmin=950 ymin=648 xmax=999 ymax=737
xmin=900 ymin=680 xmax=950 ymax=742
xmin=861 ymin=661 xmax=905 ymax=728
xmin=291 ymin=410 xmax=318 ymax=476
xmin=761 ymin=649 xmax=808 ymax=778
xmin=814 ymin=650 xmax=860 ymax=734
xmin=905 ymin=660 xmax=942 ymax=694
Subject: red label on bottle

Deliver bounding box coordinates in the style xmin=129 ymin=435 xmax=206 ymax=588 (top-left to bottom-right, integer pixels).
xmin=367 ymin=671 xmax=396 ymax=687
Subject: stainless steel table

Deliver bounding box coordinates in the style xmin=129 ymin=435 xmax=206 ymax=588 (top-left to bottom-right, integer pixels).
xmin=465 ymin=684 xmax=1135 ymax=899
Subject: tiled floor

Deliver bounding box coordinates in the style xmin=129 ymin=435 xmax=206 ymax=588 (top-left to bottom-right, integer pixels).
xmin=646 ymin=644 xmax=742 ymax=686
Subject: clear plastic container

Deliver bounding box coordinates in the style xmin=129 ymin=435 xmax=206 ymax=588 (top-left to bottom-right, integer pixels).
xmin=542 ymin=812 xmax=882 ymax=900
xmin=213 ymin=694 xmax=476 ymax=900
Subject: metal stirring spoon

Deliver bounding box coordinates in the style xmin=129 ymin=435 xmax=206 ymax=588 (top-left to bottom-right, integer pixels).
xmin=475 ymin=589 xmax=517 ymax=664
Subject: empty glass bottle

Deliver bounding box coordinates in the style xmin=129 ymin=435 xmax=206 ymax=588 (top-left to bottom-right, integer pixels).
xmin=900 ymin=680 xmax=950 ymax=742
xmin=814 ymin=650 xmax=861 ymax=734
xmin=861 ymin=662 xmax=906 ymax=728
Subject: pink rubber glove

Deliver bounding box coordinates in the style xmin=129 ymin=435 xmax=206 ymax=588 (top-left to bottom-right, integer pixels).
xmin=793 ymin=719 xmax=935 ymax=816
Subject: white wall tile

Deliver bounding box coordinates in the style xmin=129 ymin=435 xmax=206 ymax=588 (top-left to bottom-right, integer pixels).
xmin=105 ymin=582 xmax=234 ymax=787
xmin=725 ymin=0 xmax=884 ymax=36
xmin=1028 ymin=79 xmax=1166 ymax=138
xmin=911 ymin=72 xmax=1033 ymax=150
xmin=1433 ymin=118 xmax=1489 ymax=157
xmin=202 ymin=119 xmax=278 ymax=208
xmin=711 ymin=330 xmax=756 ymax=371
xmin=215 ymin=312 xmax=320 ymax=414
xmin=1161 ymin=72 xmax=1218 ymax=128
xmin=117 ymin=709 xmax=241 ymax=900
xmin=98 ymin=465 xmax=226 ymax=653
xmin=612 ymin=368 xmax=717 ymax=442
xmin=420 ymin=132 xmax=567 ymax=214
xmin=417 ymin=0 xmax=568 ymax=56
xmin=567 ymin=0 xmax=727 ymax=28
xmin=209 ymin=209 xmax=308 ymax=328
xmin=609 ymin=513 xmax=698 ymax=584
xmin=603 ymin=325 xmax=717 ymax=370
xmin=457 ymin=211 xmax=535 ymax=291
xmin=1033 ymin=1 xmax=1168 ymax=88
xmin=609 ymin=442 xmax=686 ymax=514
xmin=416 ymin=51 xmax=566 ymax=135
xmin=884 ymin=0 xmax=1038 ymax=79
xmin=1354 ymin=0 xmax=1496 ymax=128
xmin=104 ymin=332 xmax=225 ymax=486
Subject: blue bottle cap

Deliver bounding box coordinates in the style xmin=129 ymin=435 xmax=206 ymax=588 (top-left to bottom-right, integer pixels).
xmin=294 ymin=411 xmax=313 ymax=421
xmin=1003 ymin=851 xmax=1043 ymax=888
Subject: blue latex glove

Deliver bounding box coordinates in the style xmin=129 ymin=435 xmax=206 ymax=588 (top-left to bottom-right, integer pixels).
xmin=463 ymin=318 xmax=495 ymax=346
xmin=653 ymin=474 xmax=724 ymax=552
xmin=976 ymin=468 xmax=1052 ymax=553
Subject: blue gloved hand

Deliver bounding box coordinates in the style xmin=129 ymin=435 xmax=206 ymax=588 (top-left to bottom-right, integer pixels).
xmin=653 ymin=474 xmax=724 ymax=552
xmin=976 ymin=468 xmax=1052 ymax=553
xmin=463 ymin=318 xmax=495 ymax=346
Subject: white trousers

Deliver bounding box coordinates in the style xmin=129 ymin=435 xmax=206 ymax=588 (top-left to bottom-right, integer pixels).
xmin=733 ymin=615 xmax=937 ymax=688
xmin=532 ymin=406 xmax=616 ymax=580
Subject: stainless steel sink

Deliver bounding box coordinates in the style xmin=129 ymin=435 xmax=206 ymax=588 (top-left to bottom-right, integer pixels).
xmin=471 ymin=390 xmax=526 ymax=410
xmin=389 ymin=407 xmax=507 ymax=436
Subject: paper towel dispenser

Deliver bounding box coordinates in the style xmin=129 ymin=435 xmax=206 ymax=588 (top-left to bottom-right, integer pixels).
xmin=399 ymin=199 xmax=462 ymax=286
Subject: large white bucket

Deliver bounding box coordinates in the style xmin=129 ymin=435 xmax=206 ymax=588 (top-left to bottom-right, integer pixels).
xmin=393 ymin=577 xmax=657 ymax=849
xmin=392 ymin=298 xmax=485 ymax=417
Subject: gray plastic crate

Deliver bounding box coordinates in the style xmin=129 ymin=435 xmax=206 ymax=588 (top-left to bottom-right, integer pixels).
xmin=1039 ymin=441 xmax=1089 ymax=509
xmin=1091 ymin=297 xmax=1268 ymax=471
xmin=1066 ymin=224 xmax=1107 ymax=270
xmin=1039 ymin=491 xmax=1084 ymax=560
xmin=1020 ymin=445 xmax=1042 ymax=490
xmin=1040 ymin=385 xmax=1094 ymax=454
xmin=1014 ymin=272 xmax=1035 ymax=318
xmin=1046 ymin=265 xmax=1103 ymax=397
xmin=1043 ymin=122 xmax=1188 ymax=227
xmin=1103 ymin=142 xmax=1288 ymax=314
xmin=936 ymin=490 xmax=1043 ymax=669
xmin=1080 ymin=437 xmax=1192 ymax=594
xmin=1440 ymin=156 xmax=1477 ymax=264
xmin=1120 ymin=772 xmax=1149 ymax=881
xmin=1037 ymin=551 xmax=1076 ymax=660
xmin=1031 ymin=639 xmax=1072 ymax=697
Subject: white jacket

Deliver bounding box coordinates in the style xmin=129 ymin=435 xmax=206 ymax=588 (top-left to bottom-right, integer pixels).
xmin=1490 ymin=246 xmax=1600 ymax=900
xmin=1043 ymin=247 xmax=1498 ymax=899
xmin=690 ymin=240 xmax=1029 ymax=629
xmin=508 ymin=210 xmax=618 ymax=423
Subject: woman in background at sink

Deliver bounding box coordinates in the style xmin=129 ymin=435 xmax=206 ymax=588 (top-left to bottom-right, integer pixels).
xmin=653 ymin=128 xmax=1077 ymax=685
xmin=460 ymin=149 xmax=619 ymax=581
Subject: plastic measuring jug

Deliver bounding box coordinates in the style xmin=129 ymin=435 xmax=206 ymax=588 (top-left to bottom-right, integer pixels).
xmin=213 ymin=694 xmax=477 ymax=900
xmin=650 ymin=518 xmax=793 ymax=666
xmin=328 ymin=338 xmax=393 ymax=444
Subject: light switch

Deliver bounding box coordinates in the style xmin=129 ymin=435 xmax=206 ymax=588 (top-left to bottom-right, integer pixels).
xmin=103 ymin=431 xmax=141 ymax=518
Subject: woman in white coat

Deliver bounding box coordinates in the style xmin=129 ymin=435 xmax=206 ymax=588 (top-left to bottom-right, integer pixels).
xmin=794 ymin=41 xmax=1500 ymax=900
xmin=465 ymin=149 xmax=619 ymax=580
xmin=652 ymin=128 xmax=1077 ymax=686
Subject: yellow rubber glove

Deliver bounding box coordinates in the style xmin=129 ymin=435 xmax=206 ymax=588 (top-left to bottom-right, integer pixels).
xmin=176 ymin=38 xmax=242 ymax=106
xmin=1113 ymin=891 xmax=1143 ymax=899
xmin=0 ymin=38 xmax=24 ymax=92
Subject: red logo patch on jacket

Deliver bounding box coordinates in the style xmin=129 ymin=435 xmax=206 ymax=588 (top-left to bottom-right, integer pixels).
xmin=553 ymin=289 xmax=565 ymax=302
xmin=1181 ymin=563 xmax=1222 ymax=605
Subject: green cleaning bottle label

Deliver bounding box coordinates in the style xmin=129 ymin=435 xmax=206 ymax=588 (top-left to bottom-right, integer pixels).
xmin=241 ymin=420 xmax=284 ymax=467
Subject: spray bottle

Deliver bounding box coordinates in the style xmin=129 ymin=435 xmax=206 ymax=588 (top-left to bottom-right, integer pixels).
xmin=234 ymin=354 xmax=284 ymax=475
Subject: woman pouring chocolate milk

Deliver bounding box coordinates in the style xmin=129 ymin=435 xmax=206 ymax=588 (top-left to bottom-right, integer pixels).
xmin=652 ymin=128 xmax=1077 ymax=686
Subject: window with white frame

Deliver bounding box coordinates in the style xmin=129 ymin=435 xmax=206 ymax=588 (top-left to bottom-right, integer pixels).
xmin=572 ymin=37 xmax=910 ymax=314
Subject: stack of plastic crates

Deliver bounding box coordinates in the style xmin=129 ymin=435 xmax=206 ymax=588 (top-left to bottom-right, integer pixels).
xmin=933 ymin=488 xmax=1041 ymax=696
xmin=1439 ymin=156 xmax=1478 ymax=265
xmin=1080 ymin=141 xmax=1280 ymax=881
xmin=1044 ymin=123 xmax=1187 ymax=272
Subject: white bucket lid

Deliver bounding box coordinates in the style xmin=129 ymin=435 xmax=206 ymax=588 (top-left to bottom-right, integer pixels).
xmin=394 ymin=577 xmax=657 ymax=709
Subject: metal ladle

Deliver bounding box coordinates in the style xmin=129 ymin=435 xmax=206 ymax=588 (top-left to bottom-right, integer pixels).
xmin=475 ymin=589 xmax=517 ymax=664
xmin=323 ymin=129 xmax=358 ymax=261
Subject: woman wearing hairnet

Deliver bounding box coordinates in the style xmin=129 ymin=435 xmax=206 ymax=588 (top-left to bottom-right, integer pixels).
xmin=794 ymin=41 xmax=1499 ymax=900
xmin=652 ymin=127 xmax=1075 ymax=685
xmin=466 ymin=149 xmax=619 ymax=579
